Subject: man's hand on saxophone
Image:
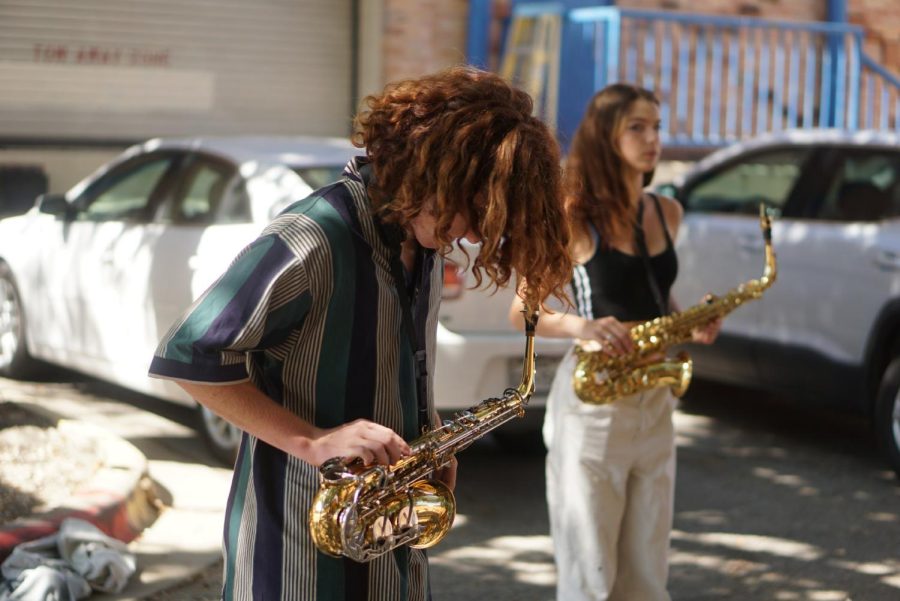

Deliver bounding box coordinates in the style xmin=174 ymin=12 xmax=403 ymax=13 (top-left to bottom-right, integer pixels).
xmin=310 ymin=419 xmax=412 ymax=467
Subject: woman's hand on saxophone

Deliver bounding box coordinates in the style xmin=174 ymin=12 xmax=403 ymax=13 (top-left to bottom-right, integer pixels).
xmin=691 ymin=317 xmax=722 ymax=345
xmin=576 ymin=316 xmax=634 ymax=355
xmin=308 ymin=419 xmax=411 ymax=467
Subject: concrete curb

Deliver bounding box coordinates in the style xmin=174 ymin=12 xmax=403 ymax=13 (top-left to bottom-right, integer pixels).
xmin=0 ymin=412 xmax=161 ymax=563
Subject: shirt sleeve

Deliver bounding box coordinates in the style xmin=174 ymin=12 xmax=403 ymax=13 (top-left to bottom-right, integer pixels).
xmin=148 ymin=229 xmax=314 ymax=384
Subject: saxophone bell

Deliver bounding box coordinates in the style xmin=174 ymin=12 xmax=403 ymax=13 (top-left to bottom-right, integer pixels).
xmin=308 ymin=309 xmax=540 ymax=562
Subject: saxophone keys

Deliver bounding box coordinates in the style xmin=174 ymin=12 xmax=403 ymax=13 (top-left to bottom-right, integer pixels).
xmin=371 ymin=515 xmax=394 ymax=545
xmin=397 ymin=504 xmax=419 ymax=531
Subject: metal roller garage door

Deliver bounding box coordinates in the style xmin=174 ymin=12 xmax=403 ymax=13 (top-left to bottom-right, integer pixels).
xmin=0 ymin=0 xmax=354 ymax=142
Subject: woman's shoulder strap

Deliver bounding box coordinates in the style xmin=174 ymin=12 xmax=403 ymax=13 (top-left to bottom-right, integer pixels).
xmin=647 ymin=192 xmax=674 ymax=248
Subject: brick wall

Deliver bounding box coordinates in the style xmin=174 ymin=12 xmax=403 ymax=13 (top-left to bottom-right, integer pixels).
xmin=849 ymin=0 xmax=900 ymax=73
xmin=373 ymin=1 xmax=896 ymax=88
xmin=381 ymin=0 xmax=470 ymax=82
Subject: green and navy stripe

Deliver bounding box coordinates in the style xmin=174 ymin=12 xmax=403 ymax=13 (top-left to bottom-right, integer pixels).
xmin=149 ymin=157 xmax=438 ymax=601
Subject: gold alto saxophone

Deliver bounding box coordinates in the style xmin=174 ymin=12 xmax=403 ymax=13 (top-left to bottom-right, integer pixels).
xmin=309 ymin=310 xmax=539 ymax=562
xmin=573 ymin=204 xmax=777 ymax=405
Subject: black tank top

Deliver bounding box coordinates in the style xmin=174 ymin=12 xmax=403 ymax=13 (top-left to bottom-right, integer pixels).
xmin=570 ymin=194 xmax=678 ymax=323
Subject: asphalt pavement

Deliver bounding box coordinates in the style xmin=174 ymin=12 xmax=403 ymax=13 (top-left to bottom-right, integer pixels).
xmin=2 ymin=374 xmax=899 ymax=600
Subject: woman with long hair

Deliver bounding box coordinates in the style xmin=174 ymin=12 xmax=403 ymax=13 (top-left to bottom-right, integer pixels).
xmin=510 ymin=83 xmax=720 ymax=601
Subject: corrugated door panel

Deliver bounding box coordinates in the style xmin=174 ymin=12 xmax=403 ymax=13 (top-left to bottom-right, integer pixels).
xmin=0 ymin=0 xmax=353 ymax=141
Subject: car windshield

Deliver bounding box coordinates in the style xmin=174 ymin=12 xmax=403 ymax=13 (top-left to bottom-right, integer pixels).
xmin=292 ymin=166 xmax=345 ymax=190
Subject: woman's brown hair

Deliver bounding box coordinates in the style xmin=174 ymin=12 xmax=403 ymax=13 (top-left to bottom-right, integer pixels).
xmin=564 ymin=83 xmax=659 ymax=244
xmin=353 ymin=65 xmax=571 ymax=309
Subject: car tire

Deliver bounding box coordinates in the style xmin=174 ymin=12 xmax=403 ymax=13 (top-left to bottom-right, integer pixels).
xmin=875 ymin=356 xmax=900 ymax=479
xmin=0 ymin=263 xmax=39 ymax=379
xmin=197 ymin=404 xmax=242 ymax=466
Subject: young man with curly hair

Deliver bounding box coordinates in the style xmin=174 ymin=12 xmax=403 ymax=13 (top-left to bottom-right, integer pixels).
xmin=148 ymin=65 xmax=571 ymax=601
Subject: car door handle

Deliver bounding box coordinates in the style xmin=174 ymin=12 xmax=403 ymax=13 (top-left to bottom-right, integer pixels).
xmin=874 ymin=250 xmax=900 ymax=271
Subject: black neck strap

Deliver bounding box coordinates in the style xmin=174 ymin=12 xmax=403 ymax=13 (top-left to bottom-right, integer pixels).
xmin=633 ymin=194 xmax=669 ymax=315
xmin=362 ymin=167 xmax=433 ymax=432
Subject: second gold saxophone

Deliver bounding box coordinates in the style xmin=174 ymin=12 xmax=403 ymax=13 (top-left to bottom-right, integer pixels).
xmin=573 ymin=204 xmax=777 ymax=405
xmin=309 ymin=311 xmax=539 ymax=562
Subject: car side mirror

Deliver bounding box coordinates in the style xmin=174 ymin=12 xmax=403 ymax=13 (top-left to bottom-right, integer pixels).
xmin=36 ymin=193 xmax=70 ymax=218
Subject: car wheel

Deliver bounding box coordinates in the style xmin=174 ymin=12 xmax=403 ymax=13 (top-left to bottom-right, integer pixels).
xmin=0 ymin=264 xmax=38 ymax=379
xmin=875 ymin=356 xmax=900 ymax=479
xmin=197 ymin=404 xmax=242 ymax=466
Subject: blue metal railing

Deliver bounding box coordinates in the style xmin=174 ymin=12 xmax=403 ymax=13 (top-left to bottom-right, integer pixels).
xmin=490 ymin=6 xmax=900 ymax=149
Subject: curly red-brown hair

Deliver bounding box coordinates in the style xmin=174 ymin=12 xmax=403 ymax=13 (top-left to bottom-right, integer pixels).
xmin=565 ymin=83 xmax=659 ymax=244
xmin=353 ymin=65 xmax=571 ymax=309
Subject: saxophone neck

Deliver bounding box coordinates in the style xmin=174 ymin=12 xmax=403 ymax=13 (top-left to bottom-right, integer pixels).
xmin=516 ymin=309 xmax=539 ymax=400
xmin=759 ymin=203 xmax=778 ymax=286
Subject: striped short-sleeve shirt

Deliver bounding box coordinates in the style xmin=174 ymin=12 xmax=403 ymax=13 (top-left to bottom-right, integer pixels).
xmin=149 ymin=157 xmax=442 ymax=601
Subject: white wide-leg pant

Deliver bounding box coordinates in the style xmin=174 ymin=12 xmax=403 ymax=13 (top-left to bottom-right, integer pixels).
xmin=544 ymin=349 xmax=676 ymax=601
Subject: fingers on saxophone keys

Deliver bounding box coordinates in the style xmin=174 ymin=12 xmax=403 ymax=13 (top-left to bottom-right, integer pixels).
xmin=346 ymin=447 xmax=377 ymax=466
xmin=348 ymin=439 xmax=393 ymax=467
xmin=599 ymin=332 xmax=625 ymax=355
xmin=618 ymin=323 xmax=636 ymax=347
xmin=364 ymin=424 xmax=410 ymax=464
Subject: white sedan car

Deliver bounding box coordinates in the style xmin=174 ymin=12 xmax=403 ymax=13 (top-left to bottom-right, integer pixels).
xmin=0 ymin=136 xmax=564 ymax=462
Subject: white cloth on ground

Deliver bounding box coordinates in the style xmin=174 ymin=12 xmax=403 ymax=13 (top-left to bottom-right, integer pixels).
xmin=0 ymin=518 xmax=136 ymax=601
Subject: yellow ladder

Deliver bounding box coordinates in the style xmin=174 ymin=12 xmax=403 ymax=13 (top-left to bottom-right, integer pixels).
xmin=499 ymin=3 xmax=563 ymax=130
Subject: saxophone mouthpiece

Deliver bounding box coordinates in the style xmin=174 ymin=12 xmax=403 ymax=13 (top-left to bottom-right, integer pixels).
xmin=521 ymin=306 xmax=539 ymax=334
xmin=759 ymin=203 xmax=772 ymax=243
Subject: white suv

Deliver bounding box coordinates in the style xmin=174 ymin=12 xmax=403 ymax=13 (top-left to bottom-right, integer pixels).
xmin=664 ymin=129 xmax=900 ymax=476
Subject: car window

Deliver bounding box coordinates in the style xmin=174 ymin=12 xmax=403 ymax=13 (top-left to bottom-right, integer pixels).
xmin=683 ymin=148 xmax=810 ymax=216
xmin=292 ymin=166 xmax=344 ymax=190
xmin=76 ymin=155 xmax=177 ymax=222
xmin=217 ymin=179 xmax=253 ymax=223
xmin=813 ymin=150 xmax=900 ymax=222
xmin=165 ymin=157 xmax=235 ymax=225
